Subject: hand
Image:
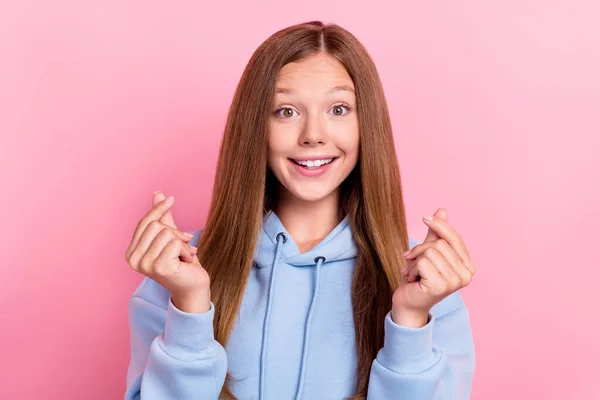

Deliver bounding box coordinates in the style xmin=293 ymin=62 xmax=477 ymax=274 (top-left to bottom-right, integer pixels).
xmin=125 ymin=191 xmax=210 ymax=313
xmin=391 ymin=208 xmax=476 ymax=327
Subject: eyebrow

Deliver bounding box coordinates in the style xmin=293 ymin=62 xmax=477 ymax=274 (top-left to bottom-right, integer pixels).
xmin=275 ymin=85 xmax=355 ymax=95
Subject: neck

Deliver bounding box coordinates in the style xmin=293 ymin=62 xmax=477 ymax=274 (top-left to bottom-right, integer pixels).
xmin=272 ymin=186 xmax=342 ymax=246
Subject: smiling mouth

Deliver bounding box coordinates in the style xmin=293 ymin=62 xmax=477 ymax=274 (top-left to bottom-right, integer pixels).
xmin=289 ymin=157 xmax=339 ymax=169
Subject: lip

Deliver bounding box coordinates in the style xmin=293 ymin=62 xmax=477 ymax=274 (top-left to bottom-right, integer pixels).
xmin=289 ymin=155 xmax=339 ymax=162
xmin=288 ymin=157 xmax=338 ymax=178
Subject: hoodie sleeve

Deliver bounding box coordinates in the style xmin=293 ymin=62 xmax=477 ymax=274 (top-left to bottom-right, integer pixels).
xmin=366 ymin=290 xmax=475 ymax=400
xmin=124 ymin=292 xmax=228 ymax=400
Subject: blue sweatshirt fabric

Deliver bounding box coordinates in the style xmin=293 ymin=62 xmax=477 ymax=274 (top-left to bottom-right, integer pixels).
xmin=125 ymin=210 xmax=475 ymax=399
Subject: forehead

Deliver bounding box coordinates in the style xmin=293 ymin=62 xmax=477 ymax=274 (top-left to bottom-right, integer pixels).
xmin=275 ymin=53 xmax=355 ymax=93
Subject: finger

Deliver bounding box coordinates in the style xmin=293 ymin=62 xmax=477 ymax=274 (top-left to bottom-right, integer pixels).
xmin=144 ymin=238 xmax=193 ymax=280
xmin=150 ymin=192 xmax=193 ymax=246
xmin=420 ymin=247 xmax=463 ymax=291
xmin=129 ymin=221 xmax=196 ymax=270
xmin=404 ymin=245 xmax=448 ymax=281
xmin=404 ymin=238 xmax=475 ymax=278
xmin=153 ymin=191 xmax=178 ymax=230
xmin=178 ymin=241 xmax=196 ymax=264
xmin=406 ymin=260 xmax=420 ymax=283
xmin=154 ymin=239 xmax=202 ymax=288
xmin=429 ymin=239 xmax=473 ymax=283
xmin=156 ymin=239 xmax=198 ymax=272
xmin=407 ymin=239 xmax=469 ymax=274
xmin=407 ymin=257 xmax=444 ymax=288
xmin=423 ymin=208 xmax=448 ymax=244
xmin=126 ymin=195 xmax=175 ymax=260
xmin=126 ymin=196 xmax=194 ymax=261
xmin=404 ymin=239 xmax=440 ymax=260
xmin=138 ymin=231 xmax=195 ymax=278
xmin=421 ymin=215 xmax=471 ymax=268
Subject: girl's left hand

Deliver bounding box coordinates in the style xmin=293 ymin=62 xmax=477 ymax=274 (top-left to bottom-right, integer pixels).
xmin=391 ymin=208 xmax=476 ymax=327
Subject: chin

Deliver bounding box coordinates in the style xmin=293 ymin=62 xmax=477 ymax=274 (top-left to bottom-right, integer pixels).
xmin=285 ymin=183 xmax=338 ymax=203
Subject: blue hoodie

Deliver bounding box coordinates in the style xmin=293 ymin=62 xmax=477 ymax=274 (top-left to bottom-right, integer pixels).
xmin=125 ymin=210 xmax=475 ymax=399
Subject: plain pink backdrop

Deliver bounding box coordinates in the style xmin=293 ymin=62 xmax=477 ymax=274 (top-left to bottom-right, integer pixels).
xmin=1 ymin=0 xmax=598 ymax=399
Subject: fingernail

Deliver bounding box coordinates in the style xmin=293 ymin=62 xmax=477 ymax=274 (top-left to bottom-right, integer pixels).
xmin=401 ymin=267 xmax=407 ymax=274
xmin=190 ymin=245 xmax=198 ymax=251
xmin=403 ymin=250 xmax=411 ymax=257
xmin=184 ymin=232 xmax=194 ymax=238
xmin=164 ymin=195 xmax=174 ymax=204
xmin=423 ymin=215 xmax=433 ymax=221
xmin=153 ymin=190 xmax=161 ymax=195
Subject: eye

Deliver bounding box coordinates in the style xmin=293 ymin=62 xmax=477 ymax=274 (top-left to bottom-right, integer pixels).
xmin=273 ymin=103 xmax=352 ymax=119
xmin=274 ymin=107 xmax=298 ymax=119
xmin=329 ymin=103 xmax=351 ymax=116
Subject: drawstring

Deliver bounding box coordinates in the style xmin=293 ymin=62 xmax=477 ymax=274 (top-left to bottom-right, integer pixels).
xmin=258 ymin=231 xmax=326 ymax=400
xmin=259 ymin=232 xmax=287 ymax=400
xmin=295 ymin=255 xmax=325 ymax=400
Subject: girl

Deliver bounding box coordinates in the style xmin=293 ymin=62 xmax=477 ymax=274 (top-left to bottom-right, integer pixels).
xmin=124 ymin=21 xmax=476 ymax=400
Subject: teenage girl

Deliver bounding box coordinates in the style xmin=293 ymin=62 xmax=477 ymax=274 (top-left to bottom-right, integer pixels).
xmin=124 ymin=21 xmax=476 ymax=400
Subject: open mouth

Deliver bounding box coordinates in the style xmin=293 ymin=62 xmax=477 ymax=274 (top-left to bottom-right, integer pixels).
xmin=289 ymin=157 xmax=339 ymax=170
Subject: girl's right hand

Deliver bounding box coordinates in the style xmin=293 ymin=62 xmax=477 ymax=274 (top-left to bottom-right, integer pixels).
xmin=125 ymin=191 xmax=210 ymax=312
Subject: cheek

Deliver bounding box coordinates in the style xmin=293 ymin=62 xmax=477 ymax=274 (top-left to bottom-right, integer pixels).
xmin=268 ymin=123 xmax=296 ymax=155
xmin=335 ymin=127 xmax=360 ymax=157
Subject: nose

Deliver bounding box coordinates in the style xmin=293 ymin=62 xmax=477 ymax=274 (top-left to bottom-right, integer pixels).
xmin=298 ymin=112 xmax=327 ymax=146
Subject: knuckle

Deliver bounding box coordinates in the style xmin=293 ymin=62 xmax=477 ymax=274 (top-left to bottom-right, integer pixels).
xmin=149 ymin=220 xmax=163 ymax=231
xmin=451 ymin=276 xmax=462 ymax=288
xmin=128 ymin=253 xmax=140 ymax=269
xmin=139 ymin=255 xmax=152 ymax=271
xmin=128 ymin=260 xmax=139 ymax=271
xmin=174 ymin=227 xmax=186 ymax=237
xmin=162 ymin=227 xmax=178 ymax=241
xmin=170 ymin=237 xmax=183 ymax=248
xmin=469 ymin=262 xmax=476 ymax=275
xmin=423 ymin=247 xmax=436 ymax=258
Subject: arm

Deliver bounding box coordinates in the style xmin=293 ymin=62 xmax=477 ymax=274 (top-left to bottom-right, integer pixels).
xmin=124 ymin=289 xmax=227 ymax=400
xmin=366 ymin=291 xmax=475 ymax=399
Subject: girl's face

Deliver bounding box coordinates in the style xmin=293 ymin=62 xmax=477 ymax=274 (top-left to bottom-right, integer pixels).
xmin=268 ymin=53 xmax=360 ymax=204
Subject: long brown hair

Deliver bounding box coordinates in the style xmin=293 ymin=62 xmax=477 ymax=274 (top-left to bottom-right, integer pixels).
xmin=197 ymin=21 xmax=410 ymax=400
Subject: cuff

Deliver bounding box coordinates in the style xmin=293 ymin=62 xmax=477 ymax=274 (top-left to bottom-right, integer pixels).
xmin=159 ymin=296 xmax=217 ymax=361
xmin=376 ymin=310 xmax=438 ymax=374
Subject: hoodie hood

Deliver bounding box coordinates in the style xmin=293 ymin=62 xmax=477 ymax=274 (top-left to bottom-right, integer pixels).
xmin=253 ymin=209 xmax=358 ymax=269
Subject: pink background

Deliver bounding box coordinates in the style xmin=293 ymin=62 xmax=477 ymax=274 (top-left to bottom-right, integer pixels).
xmin=1 ymin=1 xmax=598 ymax=399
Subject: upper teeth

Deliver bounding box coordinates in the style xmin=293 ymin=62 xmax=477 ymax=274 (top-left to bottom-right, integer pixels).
xmin=295 ymin=158 xmax=334 ymax=167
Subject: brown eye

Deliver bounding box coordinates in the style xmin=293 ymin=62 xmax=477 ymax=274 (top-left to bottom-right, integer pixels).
xmin=275 ymin=107 xmax=297 ymax=118
xmin=330 ymin=104 xmax=350 ymax=116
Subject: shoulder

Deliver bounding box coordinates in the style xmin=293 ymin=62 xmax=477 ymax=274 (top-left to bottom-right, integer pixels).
xmin=186 ymin=227 xmax=205 ymax=247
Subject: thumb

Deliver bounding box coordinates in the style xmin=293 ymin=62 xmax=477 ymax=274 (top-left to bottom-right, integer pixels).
xmin=153 ymin=191 xmax=178 ymax=229
xmin=423 ymin=208 xmax=448 ymax=243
